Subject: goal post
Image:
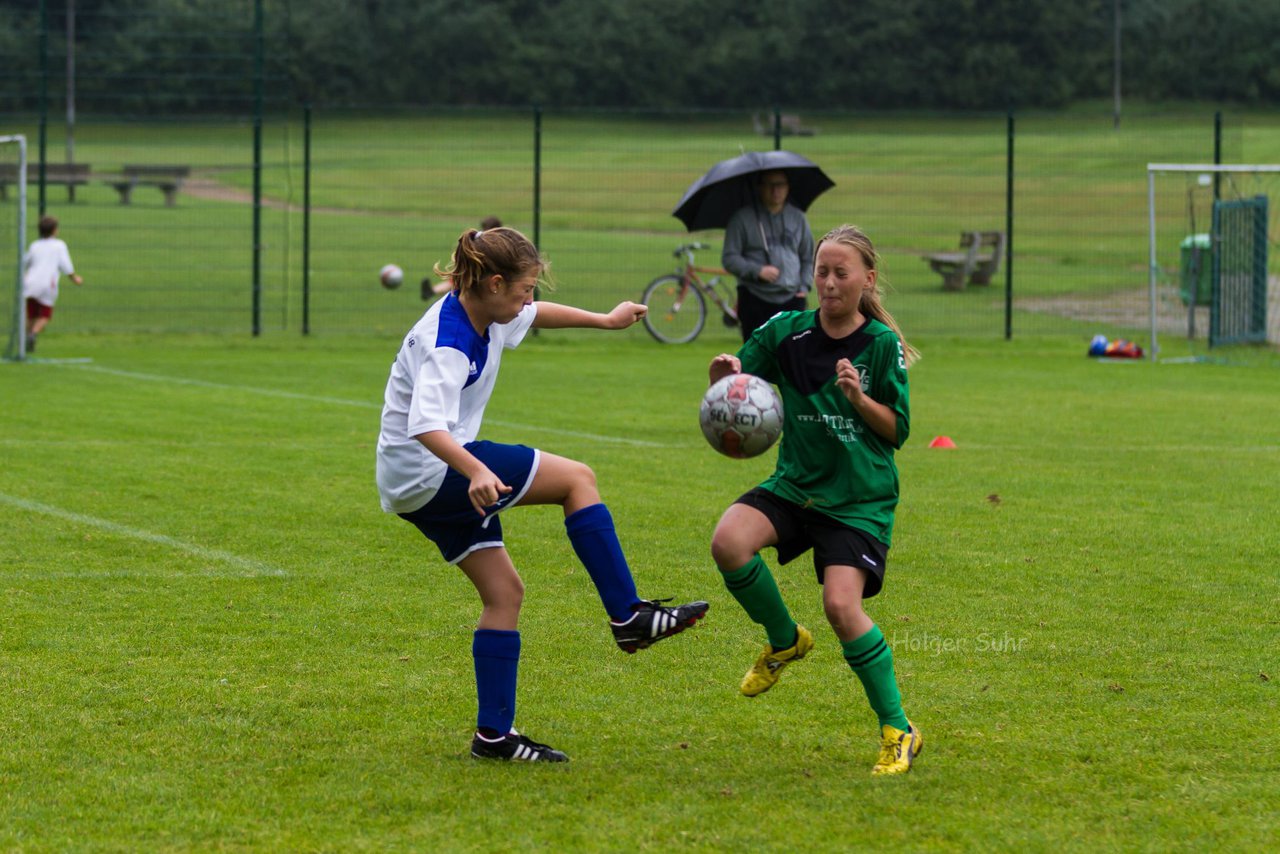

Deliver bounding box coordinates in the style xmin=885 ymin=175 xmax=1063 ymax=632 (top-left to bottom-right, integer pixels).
xmin=1146 ymin=163 xmax=1280 ymax=361
xmin=1 ymin=134 xmax=28 ymax=362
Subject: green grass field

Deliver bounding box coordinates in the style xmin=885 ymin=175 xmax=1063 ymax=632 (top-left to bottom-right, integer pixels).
xmin=2 ymin=330 xmax=1277 ymax=850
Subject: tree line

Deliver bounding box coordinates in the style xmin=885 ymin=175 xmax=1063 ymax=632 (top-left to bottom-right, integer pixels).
xmin=2 ymin=0 xmax=1278 ymax=112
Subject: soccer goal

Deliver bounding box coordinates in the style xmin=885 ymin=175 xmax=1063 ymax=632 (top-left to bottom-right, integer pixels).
xmin=1146 ymin=163 xmax=1280 ymax=360
xmin=1 ymin=134 xmax=28 ymax=362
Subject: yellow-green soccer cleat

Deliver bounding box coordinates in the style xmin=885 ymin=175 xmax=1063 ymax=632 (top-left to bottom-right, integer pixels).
xmin=871 ymin=722 xmax=923 ymax=775
xmin=739 ymin=624 xmax=814 ymax=697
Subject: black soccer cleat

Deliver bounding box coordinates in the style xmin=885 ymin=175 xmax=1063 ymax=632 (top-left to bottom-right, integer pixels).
xmin=610 ymin=598 xmax=709 ymax=653
xmin=470 ymin=729 xmax=569 ymax=763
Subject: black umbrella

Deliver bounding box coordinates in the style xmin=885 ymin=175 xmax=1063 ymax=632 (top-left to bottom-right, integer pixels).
xmin=672 ymin=150 xmax=835 ymax=232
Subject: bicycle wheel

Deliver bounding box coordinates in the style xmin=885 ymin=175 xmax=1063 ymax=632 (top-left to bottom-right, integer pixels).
xmin=642 ymin=275 xmax=707 ymax=344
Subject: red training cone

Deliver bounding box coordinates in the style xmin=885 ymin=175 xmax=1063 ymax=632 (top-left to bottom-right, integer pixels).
xmin=928 ymin=436 xmax=957 ymax=449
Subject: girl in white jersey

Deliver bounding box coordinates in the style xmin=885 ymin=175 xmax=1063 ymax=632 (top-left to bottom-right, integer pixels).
xmin=376 ymin=227 xmax=709 ymax=763
xmin=22 ymin=215 xmax=84 ymax=354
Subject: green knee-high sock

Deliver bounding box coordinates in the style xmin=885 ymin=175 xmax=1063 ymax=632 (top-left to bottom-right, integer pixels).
xmin=842 ymin=625 xmax=910 ymax=731
xmin=721 ymin=554 xmax=797 ymax=650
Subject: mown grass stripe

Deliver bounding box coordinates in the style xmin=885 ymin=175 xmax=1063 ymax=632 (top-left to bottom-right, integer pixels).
xmin=55 ymin=363 xmax=683 ymax=448
xmin=0 ymin=491 xmax=287 ymax=578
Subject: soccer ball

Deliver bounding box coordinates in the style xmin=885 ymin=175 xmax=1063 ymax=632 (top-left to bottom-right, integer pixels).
xmin=379 ymin=264 xmax=404 ymax=290
xmin=699 ymin=373 xmax=784 ymax=459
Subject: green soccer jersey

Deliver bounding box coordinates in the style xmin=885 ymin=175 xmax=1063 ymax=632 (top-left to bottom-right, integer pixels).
xmin=737 ymin=310 xmax=910 ymax=545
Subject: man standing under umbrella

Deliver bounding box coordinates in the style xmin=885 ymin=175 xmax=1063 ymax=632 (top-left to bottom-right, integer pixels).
xmin=721 ymin=170 xmax=815 ymax=340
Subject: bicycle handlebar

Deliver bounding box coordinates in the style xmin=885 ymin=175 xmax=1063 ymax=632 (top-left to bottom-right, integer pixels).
xmin=672 ymin=241 xmax=711 ymax=258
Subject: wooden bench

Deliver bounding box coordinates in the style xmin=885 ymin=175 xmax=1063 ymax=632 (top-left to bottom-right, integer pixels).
xmin=923 ymin=230 xmax=1006 ymax=291
xmin=0 ymin=163 xmax=91 ymax=201
xmin=105 ymin=164 xmax=191 ymax=207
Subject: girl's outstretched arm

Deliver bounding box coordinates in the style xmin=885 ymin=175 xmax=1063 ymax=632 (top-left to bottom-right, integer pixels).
xmin=532 ymin=301 xmax=647 ymax=330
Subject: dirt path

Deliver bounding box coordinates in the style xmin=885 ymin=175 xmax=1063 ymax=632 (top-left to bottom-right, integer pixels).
xmin=181 ymin=177 xmax=279 ymax=206
xmin=181 ymin=177 xmax=367 ymax=216
xmin=1018 ymin=279 xmax=1280 ymax=345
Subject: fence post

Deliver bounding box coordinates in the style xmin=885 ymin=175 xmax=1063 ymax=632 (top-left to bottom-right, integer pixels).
xmin=533 ymin=104 xmax=542 ymax=250
xmin=302 ymin=103 xmax=311 ymax=336
xmin=1213 ymin=110 xmax=1222 ymax=201
xmin=1005 ymin=110 xmax=1014 ymax=341
xmin=65 ymin=0 xmax=76 ymax=202
xmin=251 ymin=0 xmax=263 ymax=336
xmin=38 ymin=0 xmax=49 ymax=216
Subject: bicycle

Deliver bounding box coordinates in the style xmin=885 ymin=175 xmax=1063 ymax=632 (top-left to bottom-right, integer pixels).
xmin=640 ymin=242 xmax=739 ymax=344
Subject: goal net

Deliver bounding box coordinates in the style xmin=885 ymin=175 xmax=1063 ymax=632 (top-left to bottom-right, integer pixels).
xmin=1 ymin=135 xmax=28 ymax=362
xmin=1146 ymin=163 xmax=1280 ymax=360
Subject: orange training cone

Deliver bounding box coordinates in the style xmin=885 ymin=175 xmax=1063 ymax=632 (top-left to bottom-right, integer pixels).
xmin=928 ymin=436 xmax=957 ymax=449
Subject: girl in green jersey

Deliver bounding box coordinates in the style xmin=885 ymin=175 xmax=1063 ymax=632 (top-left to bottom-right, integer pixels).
xmin=707 ymin=224 xmax=924 ymax=775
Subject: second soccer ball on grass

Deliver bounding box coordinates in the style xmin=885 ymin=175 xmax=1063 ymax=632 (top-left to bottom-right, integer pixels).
xmin=699 ymin=373 xmax=783 ymax=459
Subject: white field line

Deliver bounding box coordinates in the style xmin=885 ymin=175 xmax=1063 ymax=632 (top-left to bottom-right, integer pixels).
xmin=0 ymin=492 xmax=287 ymax=578
xmin=56 ymin=363 xmax=683 ymax=447
xmin=61 ymin=364 xmax=377 ymax=409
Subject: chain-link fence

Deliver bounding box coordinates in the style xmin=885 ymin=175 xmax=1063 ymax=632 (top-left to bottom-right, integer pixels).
xmin=7 ymin=104 xmax=1275 ymax=350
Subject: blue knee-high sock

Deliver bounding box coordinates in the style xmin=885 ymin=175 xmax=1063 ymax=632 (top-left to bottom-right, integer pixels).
xmin=564 ymin=503 xmax=641 ymax=621
xmin=473 ymin=629 xmax=520 ymax=735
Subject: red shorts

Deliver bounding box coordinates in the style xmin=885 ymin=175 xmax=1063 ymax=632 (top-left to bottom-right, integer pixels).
xmin=26 ymin=298 xmax=53 ymax=322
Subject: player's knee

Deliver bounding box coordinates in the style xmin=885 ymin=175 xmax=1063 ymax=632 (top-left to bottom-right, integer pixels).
xmin=710 ymin=529 xmax=750 ymax=572
xmin=484 ymin=574 xmax=524 ymax=611
xmin=822 ymin=591 xmax=863 ymax=629
xmin=500 ymin=590 xmax=525 ymax=623
xmin=561 ymin=459 xmax=600 ymax=502
xmin=570 ymin=459 xmax=597 ymax=489
xmin=506 ymin=574 xmax=526 ymax=607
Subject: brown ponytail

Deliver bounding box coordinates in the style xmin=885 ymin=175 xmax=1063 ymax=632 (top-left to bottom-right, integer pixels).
xmin=434 ymin=226 xmax=547 ymax=296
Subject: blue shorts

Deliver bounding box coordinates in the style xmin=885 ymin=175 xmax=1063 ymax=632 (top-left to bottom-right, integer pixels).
xmin=398 ymin=441 xmax=541 ymax=564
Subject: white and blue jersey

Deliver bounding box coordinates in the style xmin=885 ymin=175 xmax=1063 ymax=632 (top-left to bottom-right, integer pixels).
xmin=376 ymin=292 xmax=538 ymax=513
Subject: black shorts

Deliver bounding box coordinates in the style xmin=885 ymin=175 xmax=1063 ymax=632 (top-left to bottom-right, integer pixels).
xmin=735 ymin=487 xmax=889 ymax=598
